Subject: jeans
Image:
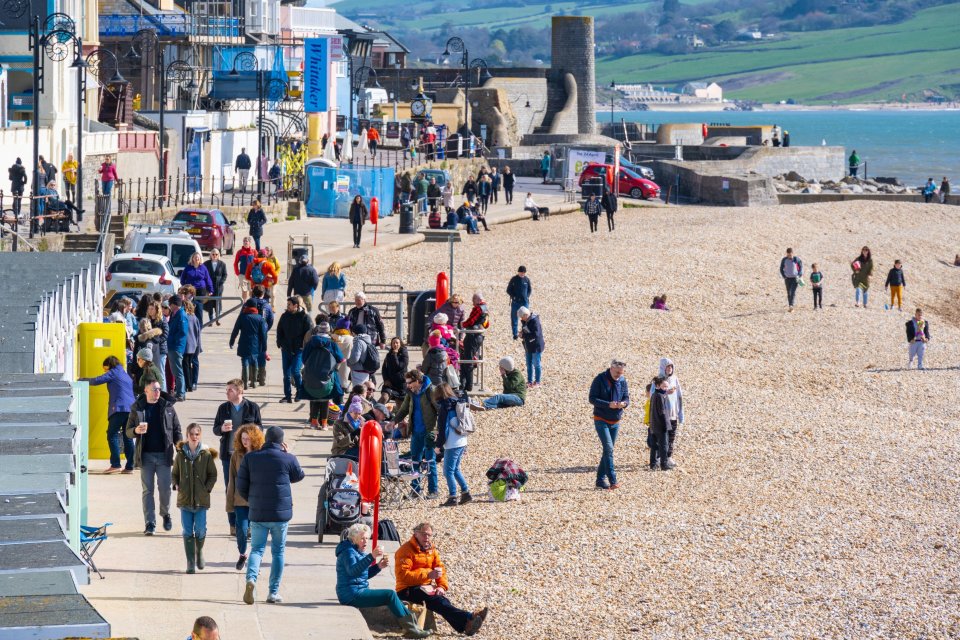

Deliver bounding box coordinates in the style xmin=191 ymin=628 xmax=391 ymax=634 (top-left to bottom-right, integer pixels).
xmin=525 ymin=351 xmax=542 ymax=384
xmin=504 ymin=186 xmax=513 ymax=204
xmin=443 ymin=446 xmax=469 ymax=497
xmin=784 ymin=277 xmax=798 ymax=307
xmin=510 ymin=300 xmax=525 ymax=339
xmin=348 ymin=588 xmax=407 ymax=618
xmin=607 ymin=211 xmax=615 ymax=231
xmin=240 ymin=355 xmax=256 ymax=376
xmin=409 ymin=430 xmax=438 ymax=494
xmin=247 ymin=521 xmax=288 ymax=596
xmin=184 ymin=352 xmax=199 ymax=390
xmin=234 ymin=506 xmax=250 ymax=554
xmin=107 ymin=411 xmax=135 ymax=469
xmin=482 ymin=394 xmax=524 ymax=410
xmin=281 ymin=349 xmax=303 ymax=400
xmin=252 ymin=234 xmax=262 ymax=251
xmin=65 ymin=180 xmax=75 ymax=202
xmin=222 ymin=456 xmax=236 ymax=527
xmin=813 ymin=287 xmax=823 ymax=308
xmin=181 ymin=507 xmax=208 ymax=538
xmin=102 ymin=180 xmax=114 ymax=195
xmin=12 ymin=188 xmax=22 ymax=216
xmin=169 ymin=350 xmax=185 ymax=397
xmin=855 ymin=287 xmax=869 ymax=306
xmin=352 ymin=223 xmax=363 ymax=246
xmin=140 ymin=451 xmax=172 ymax=525
xmin=594 ymin=420 xmax=619 ymax=486
xmin=908 ymin=341 xmax=927 ymax=369
xmin=156 ymin=353 xmax=168 ymax=392
xmin=397 ymin=587 xmax=474 ymax=634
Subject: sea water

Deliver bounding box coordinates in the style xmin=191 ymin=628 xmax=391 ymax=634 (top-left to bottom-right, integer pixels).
xmin=607 ymin=110 xmax=959 ymax=188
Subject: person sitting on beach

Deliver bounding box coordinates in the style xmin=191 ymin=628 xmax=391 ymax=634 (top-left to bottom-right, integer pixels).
xmin=471 ymin=356 xmax=525 ymax=410
xmin=455 ymin=201 xmax=478 ymax=234
xmin=395 ymin=522 xmax=489 ymax=636
xmin=651 ymin=295 xmax=670 ymax=311
xmin=335 ymin=523 xmax=431 ymax=638
xmin=954 ymin=254 xmax=960 ymax=267
xmin=923 ymin=178 xmax=938 ymax=203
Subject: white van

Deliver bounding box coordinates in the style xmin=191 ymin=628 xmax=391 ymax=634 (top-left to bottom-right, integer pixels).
xmin=122 ymin=225 xmax=202 ymax=276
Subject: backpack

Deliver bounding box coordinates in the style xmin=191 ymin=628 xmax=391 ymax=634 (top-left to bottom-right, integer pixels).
xmin=449 ymin=398 xmax=475 ymax=436
xmin=378 ymin=518 xmax=400 ymax=542
xmin=303 ymin=341 xmax=338 ymax=392
xmin=359 ymin=338 xmax=380 ymax=372
xmin=249 ymin=261 xmax=266 ymax=284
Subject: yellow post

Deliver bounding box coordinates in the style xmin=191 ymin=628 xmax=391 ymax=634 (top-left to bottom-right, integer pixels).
xmin=307 ymin=113 xmax=323 ymax=157
xmin=77 ymin=322 xmax=127 ymax=460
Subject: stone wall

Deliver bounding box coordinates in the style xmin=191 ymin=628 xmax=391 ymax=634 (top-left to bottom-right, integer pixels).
xmin=484 ymin=77 xmax=549 ymax=139
xmin=654 ymin=159 xmax=778 ymax=207
xmin=735 ymin=146 xmax=845 ymax=182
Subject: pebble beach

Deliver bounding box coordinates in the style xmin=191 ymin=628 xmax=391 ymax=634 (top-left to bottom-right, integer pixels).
xmin=353 ymin=200 xmax=960 ymax=638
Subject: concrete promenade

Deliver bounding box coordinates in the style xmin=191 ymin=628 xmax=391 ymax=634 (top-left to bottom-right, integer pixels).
xmin=80 ymin=177 xmax=584 ymax=639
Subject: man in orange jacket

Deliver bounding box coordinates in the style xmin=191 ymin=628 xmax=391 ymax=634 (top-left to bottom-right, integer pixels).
xmin=395 ymin=522 xmax=488 ymax=636
xmin=367 ymin=126 xmax=380 ymax=158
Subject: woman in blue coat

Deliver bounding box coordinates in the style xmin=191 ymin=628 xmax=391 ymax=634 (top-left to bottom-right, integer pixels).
xmin=335 ymin=523 xmax=429 ymax=638
xmin=181 ymin=253 xmax=214 ymax=325
xmin=229 ymin=299 xmax=268 ymax=390
xmin=83 ymin=355 xmax=136 ymax=473
xmin=518 ymin=306 xmax=544 ymax=387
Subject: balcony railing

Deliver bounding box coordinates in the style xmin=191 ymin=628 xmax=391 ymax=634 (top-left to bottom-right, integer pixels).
xmin=100 ymin=14 xmax=243 ymax=39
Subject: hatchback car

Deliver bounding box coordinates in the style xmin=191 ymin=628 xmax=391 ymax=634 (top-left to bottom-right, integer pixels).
xmin=578 ymin=163 xmax=661 ymax=200
xmin=106 ymin=253 xmax=181 ymax=295
xmin=172 ymin=208 xmax=236 ymax=254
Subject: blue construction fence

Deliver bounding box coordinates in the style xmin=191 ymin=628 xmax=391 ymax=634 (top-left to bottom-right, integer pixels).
xmin=305 ymin=166 xmax=395 ymax=218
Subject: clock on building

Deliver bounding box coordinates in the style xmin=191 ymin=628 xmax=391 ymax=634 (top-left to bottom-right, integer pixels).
xmin=411 ymin=98 xmax=428 ymax=117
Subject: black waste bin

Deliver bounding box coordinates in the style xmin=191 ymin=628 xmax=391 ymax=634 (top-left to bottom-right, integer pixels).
xmin=399 ymin=202 xmax=416 ymax=234
xmin=406 ymin=290 xmax=436 ymax=347
xmin=581 ymin=177 xmax=603 ymax=199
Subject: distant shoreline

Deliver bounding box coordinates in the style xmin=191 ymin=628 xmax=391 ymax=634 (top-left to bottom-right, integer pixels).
xmin=601 ymin=101 xmax=960 ymax=114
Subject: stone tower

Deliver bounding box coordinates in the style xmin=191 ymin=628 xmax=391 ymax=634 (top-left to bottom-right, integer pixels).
xmin=550 ymin=15 xmax=596 ymax=135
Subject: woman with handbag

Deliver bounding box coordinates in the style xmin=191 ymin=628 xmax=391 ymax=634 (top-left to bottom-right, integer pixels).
xmin=180 ymin=253 xmax=214 ymax=326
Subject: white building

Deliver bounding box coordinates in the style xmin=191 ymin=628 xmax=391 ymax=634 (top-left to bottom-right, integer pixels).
xmin=679 ymin=82 xmax=723 ymax=102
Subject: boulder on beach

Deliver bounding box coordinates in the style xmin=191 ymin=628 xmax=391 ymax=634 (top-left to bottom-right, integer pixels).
xmin=784 ymin=170 xmax=807 ymax=182
xmin=875 ymin=176 xmax=903 ymax=186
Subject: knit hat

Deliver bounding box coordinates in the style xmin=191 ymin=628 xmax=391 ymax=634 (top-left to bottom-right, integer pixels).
xmin=372 ymin=402 xmax=392 ymax=421
xmin=136 ymin=348 xmax=154 ymax=362
xmin=317 ymin=321 xmax=331 ymax=334
xmin=335 ymin=317 xmax=351 ymax=331
xmin=499 ymin=356 xmax=515 ymax=372
xmin=433 ymin=312 xmax=448 ymax=324
xmin=349 ymin=396 xmax=364 ymax=415
xmin=428 ymin=333 xmax=441 ymax=348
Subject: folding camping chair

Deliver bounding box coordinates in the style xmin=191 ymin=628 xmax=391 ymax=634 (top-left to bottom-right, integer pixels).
xmin=380 ymin=439 xmax=426 ymax=508
xmin=80 ymin=522 xmax=112 ymax=579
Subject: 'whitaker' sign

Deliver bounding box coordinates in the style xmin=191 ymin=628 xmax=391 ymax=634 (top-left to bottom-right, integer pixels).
xmin=303 ymin=38 xmax=329 ymax=113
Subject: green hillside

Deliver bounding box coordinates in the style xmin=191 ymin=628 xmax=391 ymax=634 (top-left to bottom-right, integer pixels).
xmin=598 ymin=3 xmax=960 ymax=103
xmin=332 ymin=0 xmax=960 ymax=104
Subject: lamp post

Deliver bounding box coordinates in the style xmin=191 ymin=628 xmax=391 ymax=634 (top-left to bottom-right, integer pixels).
xmin=609 ymin=80 xmax=616 ymax=123
xmin=230 ymin=53 xmax=287 ymax=195
xmin=126 ymin=28 xmax=165 ymax=182
xmin=353 ymin=65 xmax=380 ymax=119
xmin=443 ymin=36 xmax=491 ymax=144
xmin=81 ymin=48 xmax=127 ymax=219
xmin=337 ymin=29 xmax=376 ymax=138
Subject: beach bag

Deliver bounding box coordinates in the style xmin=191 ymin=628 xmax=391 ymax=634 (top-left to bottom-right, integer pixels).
xmin=851 ymin=260 xmax=861 ymax=272
xmin=489 ymin=479 xmax=508 ymax=502
xmin=797 ymin=277 xmax=805 ymax=287
xmin=359 ymin=339 xmax=380 ymax=372
xmin=451 ymin=399 xmax=475 ymax=436
xmin=250 ymin=262 xmax=266 ymax=284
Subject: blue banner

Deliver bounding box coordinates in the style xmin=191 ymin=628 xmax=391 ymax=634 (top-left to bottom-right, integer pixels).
xmin=303 ymin=38 xmax=329 ymax=113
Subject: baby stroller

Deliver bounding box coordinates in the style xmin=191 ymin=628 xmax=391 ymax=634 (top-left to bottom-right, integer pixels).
xmin=315 ymin=456 xmax=364 ymax=543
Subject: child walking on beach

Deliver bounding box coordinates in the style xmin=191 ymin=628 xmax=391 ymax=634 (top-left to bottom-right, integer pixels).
xmin=810 ymin=264 xmax=823 ymax=310
xmin=885 ymin=260 xmax=906 ymax=311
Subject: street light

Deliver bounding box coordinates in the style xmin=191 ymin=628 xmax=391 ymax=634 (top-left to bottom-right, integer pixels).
xmin=84 ymin=47 xmax=128 ymax=216
xmin=337 ymin=29 xmax=375 ymax=137
xmin=231 ymin=54 xmax=288 ymax=194
xmin=442 ymin=36 xmax=492 ymax=142
xmin=609 ymin=81 xmax=616 ymax=123
xmin=127 ymin=28 xmax=166 ymax=182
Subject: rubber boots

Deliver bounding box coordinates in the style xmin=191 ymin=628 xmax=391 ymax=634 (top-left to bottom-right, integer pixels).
xmin=195 ymin=536 xmax=206 ymax=570
xmin=241 ymin=366 xmax=249 ymax=390
xmin=257 ymin=364 xmax=266 ymax=386
xmin=183 ymin=537 xmax=196 ymax=574
xmin=247 ymin=363 xmax=258 ymax=388
xmin=400 ymin=611 xmax=432 ymax=638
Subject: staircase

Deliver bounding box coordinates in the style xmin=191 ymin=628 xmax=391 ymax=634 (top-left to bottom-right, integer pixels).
xmin=62 ymin=213 xmax=123 ymax=254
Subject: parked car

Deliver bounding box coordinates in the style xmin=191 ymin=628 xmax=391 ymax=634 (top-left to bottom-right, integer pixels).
xmin=122 ymin=226 xmax=202 ymax=276
xmin=578 ymin=163 xmax=661 ymax=200
xmin=604 ymin=154 xmax=655 ymax=180
xmin=106 ymin=253 xmax=181 ymax=295
xmin=418 ymin=169 xmax=452 ymax=188
xmin=172 ymin=208 xmax=236 ymax=254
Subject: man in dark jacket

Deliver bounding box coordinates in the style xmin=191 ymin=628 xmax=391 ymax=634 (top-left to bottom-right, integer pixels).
xmin=230 ymin=299 xmax=268 ymax=389
xmin=460 ymin=292 xmax=488 ymax=392
xmin=236 ymin=148 xmax=252 ymax=192
xmin=166 ymin=295 xmax=189 ymax=401
xmin=203 ymin=249 xmax=229 ymax=326
xmin=8 ymin=158 xmax=27 ymax=217
xmin=286 ymin=256 xmax=320 ymax=313
xmin=506 ymin=266 xmax=531 ymax=340
xmin=393 ymin=370 xmax=438 ymax=496
xmin=125 ymin=380 xmax=183 ymax=534
xmin=779 ymin=248 xmax=803 ymax=312
xmin=649 ymin=376 xmax=674 ymax=471
xmin=518 ymin=306 xmax=544 ymax=387
xmin=213 ymin=378 xmax=263 ymax=534
xmin=237 ymin=426 xmax=304 ymax=605
xmin=588 ymin=359 xmax=630 ymax=490
xmin=276 ymin=297 xmax=315 ymax=402
xmin=426 ymin=177 xmax=442 ymax=212
xmin=347 ymin=292 xmax=386 ymax=347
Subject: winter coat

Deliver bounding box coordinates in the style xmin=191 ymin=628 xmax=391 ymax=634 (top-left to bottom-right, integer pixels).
xmin=649 ymin=389 xmax=671 ymax=435
xmin=395 ymin=536 xmax=449 ymax=592
xmin=658 ymin=357 xmax=684 ymax=423
xmin=288 ymin=263 xmax=321 ymax=297
xmin=245 ymin=258 xmax=278 ymax=288
xmin=349 ymin=201 xmax=368 ymax=225
xmin=167 ymin=307 xmax=188 ymax=354
xmin=203 ymin=259 xmax=228 ymax=295
xmin=235 ymin=153 xmax=252 ymax=171
xmin=144 ymin=316 xmax=168 ymax=355
xmin=185 ymin=313 xmax=202 ymax=355
xmin=124 ymin=395 xmax=183 ymax=467
xmin=503 ymin=171 xmax=515 ymax=190
xmin=180 ymin=264 xmax=214 ymax=294
xmin=99 ymin=162 xmax=119 ymax=183
xmin=502 ymin=369 xmax=526 ymax=402
xmin=321 ymin=272 xmax=346 ymax=297
xmin=348 ymin=333 xmax=376 ymax=373
xmin=86 ymin=365 xmax=135 ymax=416
xmin=8 ymin=163 xmax=26 ymax=191
xmin=393 ymin=382 xmax=438 ymax=435
xmin=432 ymin=300 xmax=464 ymax=328
xmin=582 ymin=198 xmax=602 ymax=216
xmin=332 ymin=415 xmax=362 ymax=457
xmin=230 ymin=308 xmax=268 ymax=358
xmin=520 ymin=313 xmax=545 ymax=353
xmin=506 ymin=275 xmax=532 ymax=305
xmin=852 ymin=256 xmax=874 ymax=290
xmin=236 ymin=441 xmax=305 ymax=522
xmin=247 ymin=207 xmax=267 ymax=237
xmin=234 ymin=246 xmax=257 ymax=276
xmin=335 ymin=539 xmax=382 ymax=604
xmin=589 ymin=370 xmax=630 ymax=424
xmin=347 ymin=303 xmax=386 ymax=345
xmin=136 ymin=361 xmax=163 ymax=396
xmin=905 ymin=318 xmax=931 ymax=343
xmin=381 ymin=347 xmax=408 ymax=392
xmin=885 ymin=267 xmax=906 ymax=288
xmin=213 ymin=398 xmax=263 ymax=458
xmin=277 ymin=309 xmax=314 ymax=353
xmin=172 ymin=442 xmax=218 ymax=509
xmin=248 ymin=296 xmax=274 ymax=331
xmin=226 ymin=448 xmax=250 ymax=511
